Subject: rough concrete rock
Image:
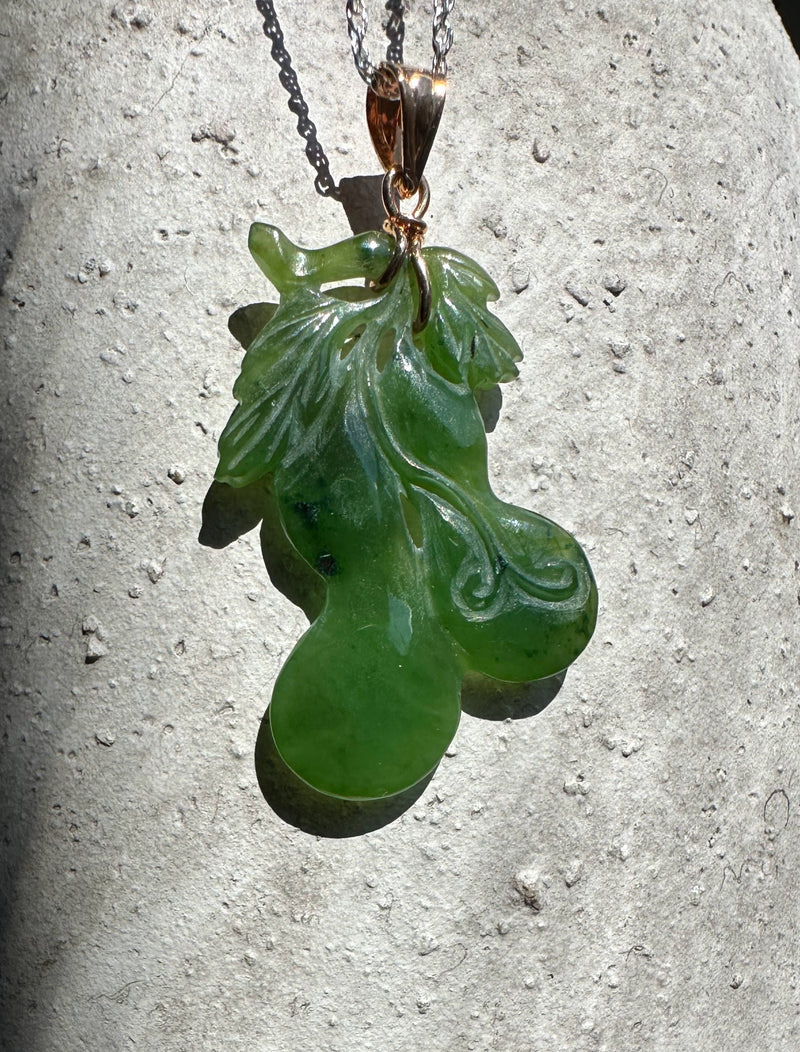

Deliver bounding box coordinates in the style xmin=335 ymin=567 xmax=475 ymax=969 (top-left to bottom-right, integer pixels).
xmin=1 ymin=1 xmax=799 ymax=1050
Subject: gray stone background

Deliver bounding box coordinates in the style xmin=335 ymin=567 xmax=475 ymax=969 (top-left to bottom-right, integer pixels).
xmin=1 ymin=1 xmax=799 ymax=1049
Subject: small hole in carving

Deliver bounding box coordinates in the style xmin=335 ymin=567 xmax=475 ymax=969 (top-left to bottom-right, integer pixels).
xmin=376 ymin=328 xmax=396 ymax=372
xmin=339 ymin=324 xmax=366 ymax=360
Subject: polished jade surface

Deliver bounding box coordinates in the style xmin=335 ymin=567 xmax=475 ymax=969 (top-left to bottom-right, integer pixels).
xmin=216 ymin=223 xmax=597 ymax=800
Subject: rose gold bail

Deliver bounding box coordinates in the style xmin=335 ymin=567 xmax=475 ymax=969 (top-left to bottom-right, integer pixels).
xmin=366 ymin=64 xmax=447 ymax=196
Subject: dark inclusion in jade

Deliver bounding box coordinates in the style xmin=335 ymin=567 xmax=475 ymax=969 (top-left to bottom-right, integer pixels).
xmin=215 ymin=223 xmax=597 ymax=801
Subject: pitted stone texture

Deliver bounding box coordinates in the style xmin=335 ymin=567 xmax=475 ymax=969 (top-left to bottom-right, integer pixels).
xmin=1 ymin=2 xmax=798 ymax=1050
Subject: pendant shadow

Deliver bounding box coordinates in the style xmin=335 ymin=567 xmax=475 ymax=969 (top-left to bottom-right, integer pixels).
xmin=339 ymin=175 xmax=387 ymax=235
xmin=460 ymin=670 xmax=566 ymax=721
xmin=200 ymin=477 xmax=323 ymax=622
xmin=254 ymin=705 xmax=432 ymax=836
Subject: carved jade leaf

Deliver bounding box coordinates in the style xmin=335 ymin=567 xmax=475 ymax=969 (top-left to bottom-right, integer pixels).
xmin=216 ymin=223 xmax=597 ymax=800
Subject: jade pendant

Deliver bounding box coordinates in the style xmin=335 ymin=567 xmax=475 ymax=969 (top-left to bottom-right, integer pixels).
xmin=214 ymin=222 xmax=597 ymax=800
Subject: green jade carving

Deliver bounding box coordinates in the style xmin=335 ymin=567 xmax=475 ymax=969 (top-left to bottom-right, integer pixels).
xmin=215 ymin=222 xmax=597 ymax=800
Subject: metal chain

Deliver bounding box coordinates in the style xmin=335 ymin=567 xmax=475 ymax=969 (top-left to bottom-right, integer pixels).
xmin=346 ymin=0 xmax=376 ymax=86
xmin=384 ymin=0 xmax=405 ymax=66
xmin=346 ymin=1 xmax=455 ymax=88
xmin=432 ymin=0 xmax=455 ymax=77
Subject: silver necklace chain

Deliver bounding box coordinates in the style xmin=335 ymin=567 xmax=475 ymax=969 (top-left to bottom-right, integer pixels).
xmin=347 ymin=1 xmax=456 ymax=87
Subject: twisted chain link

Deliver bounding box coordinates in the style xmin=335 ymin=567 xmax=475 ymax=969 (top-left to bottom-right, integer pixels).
xmin=346 ymin=1 xmax=455 ymax=88
xmin=432 ymin=0 xmax=455 ymax=77
xmin=346 ymin=0 xmax=375 ymax=86
xmin=383 ymin=0 xmax=406 ymax=66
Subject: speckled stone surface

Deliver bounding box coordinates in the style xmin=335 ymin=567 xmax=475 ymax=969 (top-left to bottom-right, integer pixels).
xmin=1 ymin=2 xmax=799 ymax=1049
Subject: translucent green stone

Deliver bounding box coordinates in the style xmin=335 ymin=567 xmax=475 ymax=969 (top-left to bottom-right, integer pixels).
xmin=216 ymin=224 xmax=597 ymax=800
